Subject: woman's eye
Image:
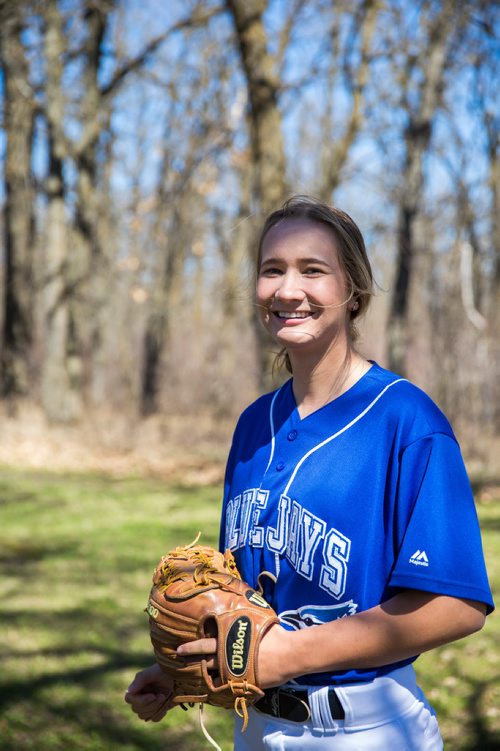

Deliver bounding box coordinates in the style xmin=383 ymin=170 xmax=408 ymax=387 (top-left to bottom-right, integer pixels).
xmin=304 ymin=267 xmax=323 ymax=275
xmin=260 ymin=267 xmax=282 ymax=276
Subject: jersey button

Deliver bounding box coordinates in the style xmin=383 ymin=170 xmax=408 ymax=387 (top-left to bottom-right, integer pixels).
xmin=287 ymin=430 xmax=298 ymax=441
xmin=276 ymin=462 xmax=285 ymax=471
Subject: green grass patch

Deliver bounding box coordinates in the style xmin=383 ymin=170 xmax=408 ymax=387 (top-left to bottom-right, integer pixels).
xmin=0 ymin=468 xmax=498 ymax=750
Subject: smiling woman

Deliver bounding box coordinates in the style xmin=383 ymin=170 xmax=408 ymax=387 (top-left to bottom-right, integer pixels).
xmin=125 ymin=196 xmax=494 ymax=751
xmin=255 ymin=198 xmax=374 ymax=410
xmin=255 ymin=197 xmax=375 ymax=417
xmin=257 ymin=219 xmax=351 ymax=344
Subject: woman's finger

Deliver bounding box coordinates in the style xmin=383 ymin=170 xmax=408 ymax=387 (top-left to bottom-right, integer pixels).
xmin=177 ymin=637 xmax=217 ymax=656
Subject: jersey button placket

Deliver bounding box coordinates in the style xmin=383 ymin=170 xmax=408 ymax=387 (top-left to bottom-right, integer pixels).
xmin=276 ymin=461 xmax=285 ymax=471
xmin=287 ymin=429 xmax=298 ymax=441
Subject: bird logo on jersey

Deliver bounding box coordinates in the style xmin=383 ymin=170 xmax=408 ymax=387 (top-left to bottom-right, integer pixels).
xmin=279 ymin=600 xmax=358 ymax=630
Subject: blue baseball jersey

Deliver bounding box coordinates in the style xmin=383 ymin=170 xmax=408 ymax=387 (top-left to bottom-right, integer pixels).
xmin=219 ymin=362 xmax=494 ymax=685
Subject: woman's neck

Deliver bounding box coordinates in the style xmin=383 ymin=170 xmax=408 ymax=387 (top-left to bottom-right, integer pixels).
xmin=289 ymin=346 xmax=371 ymax=419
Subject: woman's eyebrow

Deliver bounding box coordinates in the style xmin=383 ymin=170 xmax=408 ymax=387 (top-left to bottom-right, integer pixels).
xmin=299 ymin=257 xmax=332 ymax=265
xmin=260 ymin=256 xmax=332 ymax=266
xmin=259 ymin=256 xmax=282 ymax=265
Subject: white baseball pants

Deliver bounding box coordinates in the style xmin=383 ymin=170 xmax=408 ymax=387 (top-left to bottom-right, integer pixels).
xmin=234 ymin=666 xmax=443 ymax=750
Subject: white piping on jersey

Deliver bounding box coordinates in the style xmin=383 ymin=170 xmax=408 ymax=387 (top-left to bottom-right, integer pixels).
xmin=280 ymin=378 xmax=406 ymax=496
xmin=263 ymin=385 xmax=286 ymax=476
xmin=274 ymin=552 xmax=280 ymax=578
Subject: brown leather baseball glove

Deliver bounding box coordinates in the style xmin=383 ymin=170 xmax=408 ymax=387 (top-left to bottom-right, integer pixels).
xmin=146 ymin=537 xmax=279 ymax=731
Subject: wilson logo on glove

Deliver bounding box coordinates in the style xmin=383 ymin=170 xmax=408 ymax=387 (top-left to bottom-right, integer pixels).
xmin=227 ymin=616 xmax=252 ymax=675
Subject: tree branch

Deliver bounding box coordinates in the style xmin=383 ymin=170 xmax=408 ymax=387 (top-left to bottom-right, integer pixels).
xmin=100 ymin=3 xmax=225 ymax=98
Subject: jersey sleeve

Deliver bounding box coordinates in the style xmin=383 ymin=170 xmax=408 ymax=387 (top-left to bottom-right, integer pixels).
xmin=389 ymin=432 xmax=494 ymax=613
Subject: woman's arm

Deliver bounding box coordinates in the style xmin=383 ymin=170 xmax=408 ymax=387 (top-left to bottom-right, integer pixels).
xmin=177 ymin=591 xmax=486 ymax=688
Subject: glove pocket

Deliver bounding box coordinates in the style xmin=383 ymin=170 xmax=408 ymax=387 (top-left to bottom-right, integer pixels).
xmin=149 ymin=617 xmax=204 ymax=672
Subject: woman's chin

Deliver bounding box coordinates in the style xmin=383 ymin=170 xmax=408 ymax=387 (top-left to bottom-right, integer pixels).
xmin=273 ymin=330 xmax=317 ymax=348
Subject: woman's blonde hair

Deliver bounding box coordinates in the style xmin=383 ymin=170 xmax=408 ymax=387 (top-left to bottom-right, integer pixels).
xmin=256 ymin=195 xmax=374 ymax=374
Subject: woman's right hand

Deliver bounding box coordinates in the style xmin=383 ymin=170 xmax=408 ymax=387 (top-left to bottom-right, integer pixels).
xmin=124 ymin=663 xmax=174 ymax=722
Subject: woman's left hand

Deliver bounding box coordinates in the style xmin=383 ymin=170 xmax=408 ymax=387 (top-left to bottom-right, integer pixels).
xmin=176 ymin=623 xmax=294 ymax=689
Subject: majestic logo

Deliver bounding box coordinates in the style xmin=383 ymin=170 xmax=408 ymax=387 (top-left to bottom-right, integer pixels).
xmin=246 ymin=590 xmax=270 ymax=609
xmin=226 ymin=616 xmax=251 ymax=675
xmin=409 ymin=550 xmax=429 ymax=567
xmin=279 ymin=601 xmax=358 ymax=630
xmin=146 ymin=601 xmax=159 ymax=619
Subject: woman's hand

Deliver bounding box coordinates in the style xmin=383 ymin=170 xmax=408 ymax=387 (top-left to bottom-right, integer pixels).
xmin=124 ymin=663 xmax=174 ymax=722
xmin=176 ymin=623 xmax=295 ymax=689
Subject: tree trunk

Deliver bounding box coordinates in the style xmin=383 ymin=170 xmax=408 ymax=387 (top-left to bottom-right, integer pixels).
xmin=486 ymin=105 xmax=500 ymax=430
xmin=318 ymin=0 xmax=379 ymax=200
xmin=226 ymin=0 xmax=287 ymax=215
xmin=0 ymin=7 xmax=35 ymax=401
xmin=226 ymin=0 xmax=289 ymax=388
xmin=41 ymin=0 xmax=81 ymax=421
xmin=388 ymin=1 xmax=455 ymax=376
xmin=140 ymin=207 xmax=186 ymax=416
xmin=41 ymin=139 xmax=76 ymax=421
xmin=73 ymin=1 xmax=110 ymax=407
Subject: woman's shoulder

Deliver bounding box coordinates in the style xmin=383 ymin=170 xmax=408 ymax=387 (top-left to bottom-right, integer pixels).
xmin=366 ymin=363 xmax=455 ymax=441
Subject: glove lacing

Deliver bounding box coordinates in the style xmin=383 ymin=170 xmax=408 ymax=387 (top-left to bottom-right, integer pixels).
xmin=198 ymin=692 xmax=249 ymax=750
xmin=234 ymin=695 xmax=250 ymax=731
xmin=154 ymin=534 xmax=241 ymax=591
xmin=199 ymin=703 xmax=222 ymax=751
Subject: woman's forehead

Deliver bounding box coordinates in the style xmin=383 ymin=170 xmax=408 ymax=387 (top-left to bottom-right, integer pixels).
xmin=261 ymin=217 xmax=340 ymax=259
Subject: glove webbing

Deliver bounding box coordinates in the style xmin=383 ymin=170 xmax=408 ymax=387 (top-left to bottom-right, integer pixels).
xmin=154 ymin=544 xmax=241 ymax=591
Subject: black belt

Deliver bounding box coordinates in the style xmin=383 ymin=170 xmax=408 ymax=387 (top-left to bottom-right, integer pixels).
xmin=254 ymin=686 xmax=345 ymax=723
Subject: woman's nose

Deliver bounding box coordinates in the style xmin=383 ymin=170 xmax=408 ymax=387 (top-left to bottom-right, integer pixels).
xmin=274 ymin=271 xmax=304 ymax=301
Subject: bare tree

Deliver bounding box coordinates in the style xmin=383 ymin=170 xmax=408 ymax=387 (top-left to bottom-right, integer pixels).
xmin=0 ymin=2 xmax=35 ymax=403
xmin=226 ymin=0 xmax=287 ymax=215
xmin=481 ymin=53 xmax=500 ymax=431
xmin=225 ymin=0 xmax=291 ymax=387
xmin=387 ymin=0 xmax=458 ymax=377
xmin=317 ymin=0 xmax=380 ymax=200
xmin=40 ymin=0 xmax=79 ymax=421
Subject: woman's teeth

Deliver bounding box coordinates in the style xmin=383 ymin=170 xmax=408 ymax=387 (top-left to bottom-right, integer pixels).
xmin=276 ymin=311 xmax=311 ymax=319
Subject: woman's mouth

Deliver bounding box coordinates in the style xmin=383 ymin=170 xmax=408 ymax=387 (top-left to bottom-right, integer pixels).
xmin=274 ymin=311 xmax=312 ymax=319
xmin=272 ymin=310 xmax=315 ymax=326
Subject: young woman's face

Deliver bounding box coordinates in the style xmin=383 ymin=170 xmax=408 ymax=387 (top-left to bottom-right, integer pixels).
xmin=256 ymin=217 xmax=351 ymax=355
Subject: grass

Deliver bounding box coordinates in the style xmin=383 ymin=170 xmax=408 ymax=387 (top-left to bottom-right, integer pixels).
xmin=0 ymin=467 xmax=498 ymax=750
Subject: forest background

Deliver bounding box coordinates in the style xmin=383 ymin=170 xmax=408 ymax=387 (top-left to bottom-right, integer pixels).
xmin=0 ymin=0 xmax=498 ymax=472
xmin=0 ymin=2 xmax=499 ymax=750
